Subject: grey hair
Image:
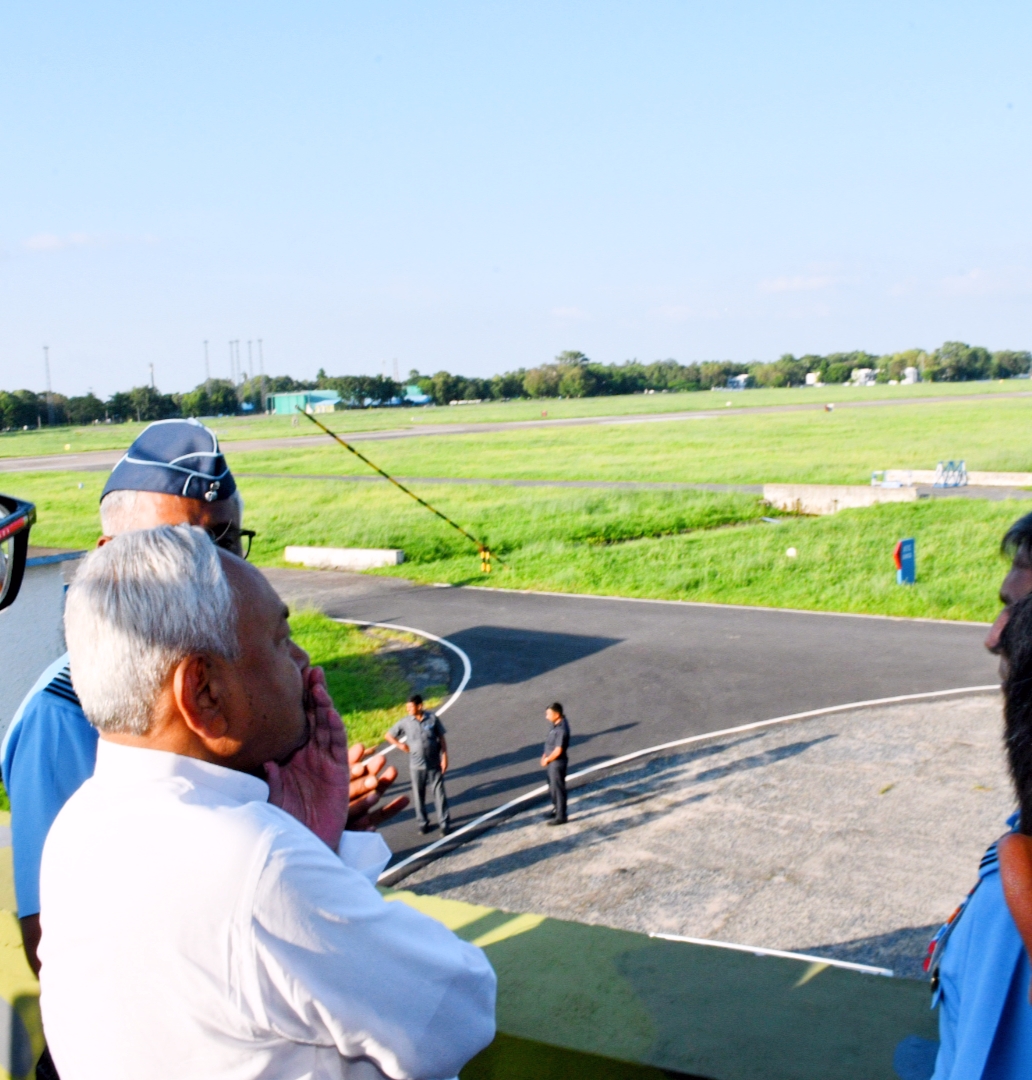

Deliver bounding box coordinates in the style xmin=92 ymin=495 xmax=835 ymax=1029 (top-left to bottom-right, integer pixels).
xmin=64 ymin=525 xmax=239 ymax=735
xmin=99 ymin=488 xmax=244 ymax=535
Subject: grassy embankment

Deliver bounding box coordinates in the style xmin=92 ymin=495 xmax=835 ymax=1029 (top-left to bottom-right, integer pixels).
xmin=0 ymin=378 xmax=1028 ymax=458
xmin=9 ymin=394 xmax=1032 ymax=623
xmin=288 ymin=611 xmax=446 ymax=747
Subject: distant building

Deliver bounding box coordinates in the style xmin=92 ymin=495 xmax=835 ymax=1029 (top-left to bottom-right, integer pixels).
xmin=265 ymin=390 xmax=341 ymax=415
xmin=902 ymin=367 xmax=919 ymax=385
xmin=805 ymin=372 xmax=821 ymax=386
xmin=850 ymin=368 xmax=877 ymax=386
xmin=403 ymin=384 xmax=432 ymax=405
xmin=726 ymin=374 xmax=750 ymax=391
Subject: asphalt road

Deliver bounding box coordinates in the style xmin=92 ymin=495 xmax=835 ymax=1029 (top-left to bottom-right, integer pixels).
xmin=262 ymin=568 xmax=1000 ymax=866
xmin=3 ymin=388 xmax=1030 ymax=474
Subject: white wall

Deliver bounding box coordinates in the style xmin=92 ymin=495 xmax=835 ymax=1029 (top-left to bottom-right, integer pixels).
xmin=0 ymin=558 xmax=81 ymax=740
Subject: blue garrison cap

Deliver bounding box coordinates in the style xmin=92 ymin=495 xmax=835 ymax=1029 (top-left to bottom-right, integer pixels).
xmin=101 ymin=419 xmax=237 ymax=504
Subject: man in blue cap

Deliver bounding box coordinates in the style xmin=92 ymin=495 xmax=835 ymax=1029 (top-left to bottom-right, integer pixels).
xmin=2 ymin=419 xmax=401 ymax=1004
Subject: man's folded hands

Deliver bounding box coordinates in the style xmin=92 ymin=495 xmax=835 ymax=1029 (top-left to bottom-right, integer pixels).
xmin=265 ymin=666 xmax=408 ymax=846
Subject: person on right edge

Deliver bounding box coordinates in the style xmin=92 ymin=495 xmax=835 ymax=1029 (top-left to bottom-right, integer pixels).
xmin=541 ymin=703 xmax=570 ymax=825
xmin=926 ymin=509 xmax=1032 ymax=1079
xmin=386 ymin=695 xmax=451 ymax=835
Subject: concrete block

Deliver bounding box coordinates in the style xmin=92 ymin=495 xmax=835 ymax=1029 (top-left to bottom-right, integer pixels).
xmin=763 ymin=484 xmax=918 ymax=516
xmin=283 ymin=546 xmax=404 ymax=571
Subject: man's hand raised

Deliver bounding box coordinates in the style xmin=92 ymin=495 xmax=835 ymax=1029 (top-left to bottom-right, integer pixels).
xmin=346 ymin=744 xmax=408 ymax=831
xmin=265 ymin=667 xmax=350 ymax=849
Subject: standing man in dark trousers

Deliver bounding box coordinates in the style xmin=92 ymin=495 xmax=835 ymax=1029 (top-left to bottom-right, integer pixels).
xmin=541 ymin=703 xmax=570 ymax=825
xmin=386 ymin=695 xmax=451 ymax=835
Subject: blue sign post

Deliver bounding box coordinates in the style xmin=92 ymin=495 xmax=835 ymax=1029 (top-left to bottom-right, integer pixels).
xmin=894 ymin=538 xmax=916 ymax=585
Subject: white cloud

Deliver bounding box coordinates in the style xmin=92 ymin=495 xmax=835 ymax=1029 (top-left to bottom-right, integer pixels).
xmin=653 ymin=303 xmax=726 ymax=322
xmin=939 ymin=267 xmax=1032 ymax=297
xmin=23 ymin=232 xmax=100 ymax=252
xmin=758 ymin=274 xmax=834 ymax=294
xmin=21 ymin=232 xmax=158 ymax=253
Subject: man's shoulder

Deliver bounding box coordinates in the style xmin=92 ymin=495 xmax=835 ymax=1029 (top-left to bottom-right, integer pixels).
xmin=2 ymin=655 xmax=95 ymax=771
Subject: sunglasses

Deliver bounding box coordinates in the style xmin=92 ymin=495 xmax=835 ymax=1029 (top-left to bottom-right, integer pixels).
xmin=0 ymin=494 xmax=36 ymax=611
xmin=205 ymin=522 xmax=257 ymax=560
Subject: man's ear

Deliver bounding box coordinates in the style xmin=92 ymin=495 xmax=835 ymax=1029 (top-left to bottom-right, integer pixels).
xmin=173 ymin=654 xmax=229 ymax=742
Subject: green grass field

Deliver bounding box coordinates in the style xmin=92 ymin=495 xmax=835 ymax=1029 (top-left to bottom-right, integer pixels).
xmin=9 ymin=388 xmax=1031 ymax=623
xmin=8 ymin=469 xmax=1020 ymax=622
xmin=229 ymin=394 xmax=1032 ymax=486
xmin=0 ymin=379 xmax=1028 ymax=458
xmin=288 ymin=611 xmax=446 ymax=748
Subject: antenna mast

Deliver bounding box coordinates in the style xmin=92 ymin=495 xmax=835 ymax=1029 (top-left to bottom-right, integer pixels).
xmin=43 ymin=346 xmax=55 ymax=427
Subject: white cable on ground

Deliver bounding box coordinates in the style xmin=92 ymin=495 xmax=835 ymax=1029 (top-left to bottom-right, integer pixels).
xmin=379 ymin=683 xmax=998 ymax=884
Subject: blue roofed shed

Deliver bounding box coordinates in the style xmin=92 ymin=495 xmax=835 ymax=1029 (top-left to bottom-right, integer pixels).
xmin=266 ymin=391 xmax=341 ymax=415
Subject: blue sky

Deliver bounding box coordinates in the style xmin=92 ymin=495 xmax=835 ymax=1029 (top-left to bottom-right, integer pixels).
xmin=2 ymin=1 xmax=1030 ymax=396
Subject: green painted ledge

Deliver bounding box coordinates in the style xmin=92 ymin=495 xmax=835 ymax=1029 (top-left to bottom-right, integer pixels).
xmin=386 ymin=889 xmax=937 ymax=1080
xmin=0 ymin=834 xmax=937 ymax=1080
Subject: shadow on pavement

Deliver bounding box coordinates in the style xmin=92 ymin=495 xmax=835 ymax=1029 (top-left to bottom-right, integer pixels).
xmin=447 ymin=723 xmax=639 ymax=781
xmin=446 ymin=626 xmax=621 ymax=689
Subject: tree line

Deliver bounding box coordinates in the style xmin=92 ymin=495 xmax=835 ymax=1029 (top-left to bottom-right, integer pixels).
xmin=2 ymin=341 xmax=1029 ymax=429
xmin=406 ymin=343 xmax=1032 ymax=405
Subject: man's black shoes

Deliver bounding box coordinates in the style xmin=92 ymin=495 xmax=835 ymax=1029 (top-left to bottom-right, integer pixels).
xmin=418 ymin=823 xmax=432 ymax=835
xmin=546 ymin=818 xmax=567 ymax=827
xmin=439 ymin=823 xmax=451 ymax=836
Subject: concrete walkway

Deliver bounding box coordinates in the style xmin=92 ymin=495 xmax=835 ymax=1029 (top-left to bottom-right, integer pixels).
xmin=402 ymin=693 xmax=1012 ymax=979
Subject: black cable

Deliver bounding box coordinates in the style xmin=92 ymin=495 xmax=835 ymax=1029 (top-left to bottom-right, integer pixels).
xmin=296 ymin=408 xmax=505 ymax=571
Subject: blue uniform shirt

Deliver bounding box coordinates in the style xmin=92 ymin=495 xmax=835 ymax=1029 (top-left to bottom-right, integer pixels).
xmin=933 ymin=820 xmax=1032 ymax=1079
xmin=1 ymin=654 xmax=98 ymax=918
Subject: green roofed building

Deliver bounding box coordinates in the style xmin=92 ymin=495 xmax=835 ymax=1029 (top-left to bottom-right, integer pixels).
xmin=265 ymin=390 xmax=341 ymax=415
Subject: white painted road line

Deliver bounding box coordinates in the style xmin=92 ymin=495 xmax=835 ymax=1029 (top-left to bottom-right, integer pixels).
xmin=649 ymin=933 xmax=895 ymax=978
xmin=379 ymin=683 xmax=999 ymax=884
xmin=331 ymin=617 xmax=472 ymax=713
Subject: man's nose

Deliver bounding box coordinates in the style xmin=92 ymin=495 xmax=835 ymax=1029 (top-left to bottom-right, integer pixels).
xmin=986 ymin=608 xmax=1010 ymax=654
xmin=289 ymin=640 xmax=310 ymax=669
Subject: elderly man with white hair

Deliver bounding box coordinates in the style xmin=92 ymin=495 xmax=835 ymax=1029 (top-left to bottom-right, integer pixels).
xmin=39 ymin=525 xmax=496 ymax=1080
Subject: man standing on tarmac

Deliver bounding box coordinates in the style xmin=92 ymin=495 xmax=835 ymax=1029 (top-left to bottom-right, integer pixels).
xmin=541 ymin=703 xmax=570 ymax=825
xmin=386 ymin=694 xmax=451 ymax=835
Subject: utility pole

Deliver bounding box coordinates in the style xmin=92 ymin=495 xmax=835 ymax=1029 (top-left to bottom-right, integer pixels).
xmin=204 ymin=340 xmax=210 ymax=383
xmin=247 ymin=340 xmax=252 ymax=384
xmin=150 ymin=362 xmax=156 ymax=390
xmin=43 ymin=346 xmax=55 ymax=427
xmin=229 ymin=340 xmax=234 ymax=384
xmin=258 ymin=338 xmax=266 ymax=413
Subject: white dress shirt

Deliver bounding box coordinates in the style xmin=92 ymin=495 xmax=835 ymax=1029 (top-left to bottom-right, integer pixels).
xmin=39 ymin=741 xmax=496 ymax=1080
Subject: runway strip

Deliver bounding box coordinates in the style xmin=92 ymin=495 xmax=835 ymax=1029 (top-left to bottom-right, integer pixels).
xmin=377 ymin=683 xmax=997 ymax=886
